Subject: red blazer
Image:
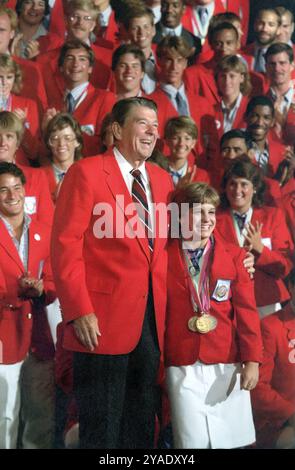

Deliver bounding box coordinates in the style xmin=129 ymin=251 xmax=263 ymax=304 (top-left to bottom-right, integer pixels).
xmin=251 ymin=303 xmax=295 ymax=448
xmin=225 ymin=0 xmax=249 ymax=47
xmin=181 ymin=0 xmax=226 ymax=58
xmin=11 ymin=94 xmax=41 ymax=163
xmin=37 ymin=43 xmax=113 ymax=94
xmin=149 ymin=86 xmax=218 ymax=169
xmin=283 ymin=190 xmax=295 ymax=244
xmin=267 ymin=135 xmax=288 ymax=178
xmin=13 ymin=56 xmax=48 ymax=112
xmin=20 ymin=164 xmax=55 ymax=226
xmin=213 ymin=95 xmax=249 ymax=140
xmin=51 ymin=152 xmax=173 ymax=355
xmin=164 ymin=233 xmax=262 ymax=367
xmin=42 ymin=164 xmax=58 ymax=203
xmin=0 ymin=219 xmax=55 ymax=364
xmin=45 ymin=84 xmax=116 ymax=157
xmin=216 ymin=206 xmax=293 ymax=307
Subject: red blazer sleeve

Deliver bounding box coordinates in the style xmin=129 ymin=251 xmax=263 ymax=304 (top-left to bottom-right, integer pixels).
xmin=255 ymin=208 xmax=293 ymax=279
xmin=251 ymin=316 xmax=295 ymax=426
xmin=231 ymin=247 xmax=263 ymax=363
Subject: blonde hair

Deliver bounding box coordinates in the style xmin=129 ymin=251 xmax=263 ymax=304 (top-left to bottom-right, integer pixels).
xmin=0 ymin=54 xmax=22 ymax=93
xmin=215 ymin=55 xmax=252 ymax=96
xmin=0 ymin=6 xmax=18 ymax=31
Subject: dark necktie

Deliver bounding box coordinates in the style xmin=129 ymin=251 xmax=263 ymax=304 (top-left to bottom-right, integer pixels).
xmin=131 ymin=169 xmax=153 ymax=251
xmin=57 ymin=171 xmax=66 ymax=182
xmin=187 ymin=248 xmax=204 ymax=275
xmin=233 ymin=213 xmax=247 ymax=232
xmin=175 ymin=92 xmax=189 ymax=116
xmin=66 ymin=92 xmax=75 ymax=113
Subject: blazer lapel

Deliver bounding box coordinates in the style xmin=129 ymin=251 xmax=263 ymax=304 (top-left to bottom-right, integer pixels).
xmin=103 ymin=153 xmax=151 ymax=261
xmin=0 ymin=220 xmax=24 ymax=272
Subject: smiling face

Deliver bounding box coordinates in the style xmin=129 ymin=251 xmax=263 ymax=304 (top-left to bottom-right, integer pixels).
xmin=112 ymin=105 xmax=159 ymax=166
xmin=114 ymin=53 xmax=144 ymax=95
xmin=225 ymin=176 xmax=254 ymax=213
xmin=0 ymin=131 xmax=18 ymax=162
xmin=48 ymin=125 xmax=79 ymax=166
xmin=221 ymin=137 xmax=248 ymax=166
xmin=254 ymin=11 xmax=281 ymax=46
xmin=0 ymin=67 xmax=15 ymax=98
xmin=20 ymin=0 xmax=46 ymax=26
xmin=246 ymin=104 xmax=274 ymax=143
xmin=0 ymin=173 xmax=25 ymax=218
xmin=265 ymin=51 xmax=294 ymax=87
xmin=0 ymin=14 xmax=15 ymax=54
xmin=183 ymin=203 xmax=216 ymax=246
xmin=276 ymin=12 xmax=294 ymax=43
xmin=60 ymin=48 xmax=92 ymax=88
xmin=66 ymin=8 xmax=96 ymax=42
xmin=128 ymin=15 xmax=155 ymax=51
xmin=166 ymin=130 xmax=196 ymax=162
xmin=161 ymin=0 xmax=184 ymax=29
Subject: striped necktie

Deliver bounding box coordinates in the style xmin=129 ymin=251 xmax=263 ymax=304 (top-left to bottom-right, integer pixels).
xmin=233 ymin=212 xmax=247 ymax=232
xmin=131 ymin=169 xmax=153 ymax=251
xmin=66 ymin=92 xmax=75 ymax=113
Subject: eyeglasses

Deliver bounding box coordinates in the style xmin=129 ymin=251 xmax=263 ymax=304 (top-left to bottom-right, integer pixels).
xmin=48 ymin=135 xmax=77 ymax=146
xmin=68 ymin=14 xmax=94 ymax=23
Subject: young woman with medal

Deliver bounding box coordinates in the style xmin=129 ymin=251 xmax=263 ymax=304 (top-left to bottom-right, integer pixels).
xmin=164 ymin=182 xmax=263 ymax=449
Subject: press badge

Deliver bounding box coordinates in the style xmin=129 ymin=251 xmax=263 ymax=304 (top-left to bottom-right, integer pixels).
xmin=81 ymin=124 xmax=95 ymax=136
xmin=212 ymin=279 xmax=231 ymax=301
xmin=24 ymin=196 xmax=37 ymax=214
xmin=261 ymin=237 xmax=272 ymax=250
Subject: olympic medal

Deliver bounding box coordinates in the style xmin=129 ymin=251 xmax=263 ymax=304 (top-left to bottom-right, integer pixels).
xmin=196 ymin=314 xmax=217 ymax=334
xmin=188 ymin=316 xmax=199 ymax=332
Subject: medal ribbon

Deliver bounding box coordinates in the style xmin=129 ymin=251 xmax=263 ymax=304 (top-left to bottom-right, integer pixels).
xmin=184 ymin=237 xmax=213 ymax=315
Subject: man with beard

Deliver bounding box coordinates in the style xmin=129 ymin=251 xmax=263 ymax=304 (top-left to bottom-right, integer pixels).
xmin=243 ymin=8 xmax=282 ymax=74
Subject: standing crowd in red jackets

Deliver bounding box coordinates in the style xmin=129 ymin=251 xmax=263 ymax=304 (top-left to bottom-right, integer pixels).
xmin=0 ymin=0 xmax=294 ymax=450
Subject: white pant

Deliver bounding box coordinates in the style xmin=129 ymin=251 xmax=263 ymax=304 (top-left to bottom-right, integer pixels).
xmin=0 ymin=361 xmax=23 ymax=449
xmin=166 ymin=361 xmax=255 ymax=449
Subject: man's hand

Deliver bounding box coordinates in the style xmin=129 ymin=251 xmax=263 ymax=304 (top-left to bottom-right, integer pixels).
xmin=241 ymin=361 xmax=259 ymax=390
xmin=73 ymin=313 xmax=101 ymax=351
xmin=24 ymin=40 xmax=40 ymax=59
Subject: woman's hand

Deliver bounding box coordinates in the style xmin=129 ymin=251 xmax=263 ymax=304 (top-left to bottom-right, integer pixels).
xmin=241 ymin=361 xmax=259 ymax=390
xmin=244 ymin=221 xmax=264 ymax=254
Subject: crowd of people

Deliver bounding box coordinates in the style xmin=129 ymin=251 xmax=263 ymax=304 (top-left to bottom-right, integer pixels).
xmin=0 ymin=0 xmax=294 ymax=450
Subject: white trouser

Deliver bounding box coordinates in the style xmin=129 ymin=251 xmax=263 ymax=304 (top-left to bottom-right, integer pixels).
xmin=0 ymin=360 xmax=24 ymax=449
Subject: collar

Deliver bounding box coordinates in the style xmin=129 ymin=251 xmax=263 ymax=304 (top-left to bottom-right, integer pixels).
xmin=160 ymin=82 xmax=185 ymax=99
xmin=161 ymin=24 xmax=182 ymax=37
xmin=0 ymin=213 xmax=31 ymax=238
xmin=269 ymin=84 xmax=294 ymax=104
xmin=169 ymin=161 xmax=188 ymax=177
xmin=99 ymin=5 xmax=112 ymax=26
xmin=113 ymin=146 xmax=148 ymax=185
xmin=65 ymin=81 xmax=89 ymax=101
xmin=221 ymin=92 xmax=243 ymax=113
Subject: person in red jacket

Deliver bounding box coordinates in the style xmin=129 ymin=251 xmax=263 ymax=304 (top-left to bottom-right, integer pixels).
xmin=163 ymin=115 xmax=210 ymax=186
xmin=217 ymin=156 xmax=294 ymax=319
xmin=165 ymin=181 xmax=262 ymax=448
xmin=0 ymin=162 xmax=55 ymax=449
xmin=251 ymin=269 xmax=295 ymax=449
xmin=0 ymin=111 xmax=54 ymax=226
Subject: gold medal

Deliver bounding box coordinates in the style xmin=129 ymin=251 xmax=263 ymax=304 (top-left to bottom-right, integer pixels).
xmin=195 ymin=314 xmax=217 ymax=334
xmin=188 ymin=316 xmax=199 ymax=332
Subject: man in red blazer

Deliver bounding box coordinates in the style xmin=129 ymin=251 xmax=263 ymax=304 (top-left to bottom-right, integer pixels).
xmin=43 ymin=39 xmax=116 ymax=158
xmin=51 ymin=97 xmax=173 ymax=449
xmin=245 ymin=95 xmax=289 ymax=178
xmin=251 ymin=270 xmax=295 ymax=448
xmin=0 ymin=162 xmax=55 ymax=449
